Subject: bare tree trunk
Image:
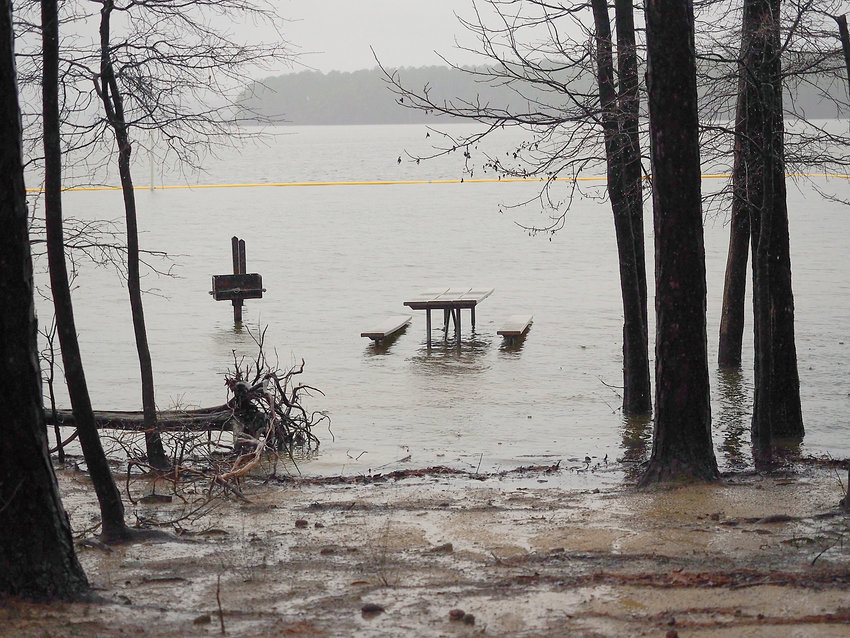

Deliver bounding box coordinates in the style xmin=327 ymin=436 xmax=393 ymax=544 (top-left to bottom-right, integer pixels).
xmin=718 ymin=48 xmax=751 ymax=370
xmin=836 ymin=14 xmax=850 ymax=503
xmin=592 ymin=0 xmax=651 ymax=417
xmin=640 ymin=0 xmax=718 ymax=485
xmin=747 ymin=0 xmax=804 ymax=447
xmin=833 ymin=14 xmax=850 ymax=92
xmin=614 ymin=0 xmax=648 ymax=337
xmin=97 ymin=0 xmax=169 ymax=469
xmin=0 ymin=0 xmax=89 ymax=597
xmin=718 ymin=197 xmax=750 ymax=369
xmin=42 ymin=0 xmax=129 ymax=542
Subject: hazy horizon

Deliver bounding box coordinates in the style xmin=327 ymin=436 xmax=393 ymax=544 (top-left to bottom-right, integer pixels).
xmin=275 ymin=0 xmax=484 ymax=74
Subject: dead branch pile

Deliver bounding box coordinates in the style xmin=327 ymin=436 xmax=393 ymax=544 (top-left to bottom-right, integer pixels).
xmin=46 ymin=327 xmax=329 ymax=489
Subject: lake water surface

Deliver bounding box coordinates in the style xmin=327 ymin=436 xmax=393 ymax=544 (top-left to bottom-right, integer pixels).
xmin=33 ymin=124 xmax=850 ymax=483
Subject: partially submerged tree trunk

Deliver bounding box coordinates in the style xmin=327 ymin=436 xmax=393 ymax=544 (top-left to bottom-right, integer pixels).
xmin=718 ymin=50 xmax=751 ymax=370
xmin=42 ymin=0 xmax=130 ymax=543
xmin=0 ymin=0 xmax=89 ymax=596
xmin=96 ymin=0 xmax=169 ymax=469
xmin=745 ymin=0 xmax=804 ymax=448
xmin=640 ymin=0 xmax=718 ymax=485
xmin=591 ymin=0 xmax=651 ymax=417
xmin=718 ymin=195 xmax=750 ymax=370
xmin=46 ymin=405 xmax=239 ymax=432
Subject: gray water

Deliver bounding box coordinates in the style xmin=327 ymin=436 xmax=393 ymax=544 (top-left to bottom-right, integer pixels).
xmin=33 ymin=124 xmax=850 ymax=482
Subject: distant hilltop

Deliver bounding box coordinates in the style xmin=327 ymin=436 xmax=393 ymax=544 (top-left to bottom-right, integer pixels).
xmin=237 ymin=65 xmax=520 ymax=126
xmin=238 ymin=65 xmax=849 ymax=126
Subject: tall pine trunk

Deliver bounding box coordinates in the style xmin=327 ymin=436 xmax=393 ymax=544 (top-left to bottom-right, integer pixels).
xmin=591 ymin=0 xmax=651 ymax=417
xmin=746 ymin=0 xmax=804 ymax=446
xmin=42 ymin=0 xmax=129 ymax=542
xmin=97 ymin=0 xmax=169 ymax=468
xmin=0 ymin=0 xmax=89 ymax=596
xmin=640 ymin=0 xmax=718 ymax=484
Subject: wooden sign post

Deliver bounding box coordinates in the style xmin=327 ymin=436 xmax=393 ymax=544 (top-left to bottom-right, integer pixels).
xmin=210 ymin=236 xmax=265 ymax=323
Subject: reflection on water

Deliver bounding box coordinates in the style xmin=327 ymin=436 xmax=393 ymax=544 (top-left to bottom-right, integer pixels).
xmin=620 ymin=413 xmax=652 ymax=482
xmin=715 ymin=368 xmax=752 ymax=471
xmin=498 ymin=327 xmax=532 ymax=356
xmin=362 ymin=325 xmax=410 ymax=356
xmin=408 ymin=334 xmax=493 ymax=374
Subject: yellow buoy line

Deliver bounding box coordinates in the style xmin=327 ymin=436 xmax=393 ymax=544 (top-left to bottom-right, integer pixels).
xmin=25 ymin=172 xmax=850 ymax=193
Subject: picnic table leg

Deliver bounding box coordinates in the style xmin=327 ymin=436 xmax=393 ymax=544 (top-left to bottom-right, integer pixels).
xmin=426 ymin=309 xmax=432 ymax=348
xmin=454 ymin=308 xmax=461 ymax=343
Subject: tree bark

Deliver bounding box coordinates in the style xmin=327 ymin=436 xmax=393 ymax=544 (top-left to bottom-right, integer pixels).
xmin=42 ymin=0 xmax=130 ymax=542
xmin=591 ymin=0 xmax=651 ymax=417
xmin=614 ymin=0 xmax=648 ymax=335
xmin=0 ymin=0 xmax=89 ymax=597
xmin=97 ymin=0 xmax=169 ymax=469
xmin=834 ymin=15 xmax=850 ymax=93
xmin=718 ymin=36 xmax=752 ymax=370
xmin=746 ymin=0 xmax=804 ymax=446
xmin=640 ymin=0 xmax=718 ymax=485
xmin=717 ymin=194 xmax=750 ymax=369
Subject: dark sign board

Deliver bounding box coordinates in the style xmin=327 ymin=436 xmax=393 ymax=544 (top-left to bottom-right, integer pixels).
xmin=211 ymin=273 xmax=264 ymax=301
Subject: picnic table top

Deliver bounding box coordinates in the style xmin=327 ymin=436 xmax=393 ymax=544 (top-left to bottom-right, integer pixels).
xmin=403 ymin=287 xmax=494 ymax=310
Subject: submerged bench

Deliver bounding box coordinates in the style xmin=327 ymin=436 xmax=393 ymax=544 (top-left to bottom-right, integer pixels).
xmin=497 ymin=314 xmax=533 ymax=344
xmin=361 ymin=314 xmax=412 ymax=343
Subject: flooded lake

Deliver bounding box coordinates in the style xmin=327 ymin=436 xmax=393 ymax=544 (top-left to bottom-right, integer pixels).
xmin=31 ymin=124 xmax=850 ymax=480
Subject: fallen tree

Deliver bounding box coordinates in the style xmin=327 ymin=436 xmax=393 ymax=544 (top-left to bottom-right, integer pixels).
xmin=45 ymin=405 xmax=237 ymax=432
xmin=44 ymin=330 xmax=329 ymax=467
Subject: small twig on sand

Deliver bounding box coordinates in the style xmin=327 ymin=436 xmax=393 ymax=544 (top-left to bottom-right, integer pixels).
xmin=216 ymin=573 xmax=226 ymax=634
xmin=811 ymin=532 xmax=847 ymax=566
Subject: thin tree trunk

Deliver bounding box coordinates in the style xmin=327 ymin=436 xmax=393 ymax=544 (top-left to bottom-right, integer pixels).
xmin=640 ymin=0 xmax=718 ymax=485
xmin=718 ymin=42 xmax=752 ymax=370
xmin=0 ymin=0 xmax=89 ymax=597
xmin=591 ymin=0 xmax=651 ymax=417
xmin=615 ymin=0 xmax=648 ymax=336
xmin=718 ymin=198 xmax=750 ymax=369
xmin=615 ymin=0 xmax=651 ymax=416
xmin=97 ymin=0 xmax=169 ymax=469
xmin=42 ymin=0 xmax=129 ymax=542
xmin=833 ymin=15 xmax=850 ymax=92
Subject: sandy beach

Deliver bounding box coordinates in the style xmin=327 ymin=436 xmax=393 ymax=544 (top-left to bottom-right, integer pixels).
xmin=1 ymin=461 xmax=849 ymax=637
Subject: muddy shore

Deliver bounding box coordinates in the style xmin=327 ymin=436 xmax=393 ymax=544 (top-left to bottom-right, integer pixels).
xmin=2 ymin=462 xmax=849 ymax=637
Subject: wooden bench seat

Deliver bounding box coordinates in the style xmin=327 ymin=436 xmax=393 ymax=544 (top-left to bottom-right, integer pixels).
xmin=497 ymin=314 xmax=533 ymax=344
xmin=361 ymin=315 xmax=412 ymax=343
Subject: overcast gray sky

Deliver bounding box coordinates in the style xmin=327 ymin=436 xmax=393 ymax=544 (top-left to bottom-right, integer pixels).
xmin=278 ymin=1 xmax=482 ymax=73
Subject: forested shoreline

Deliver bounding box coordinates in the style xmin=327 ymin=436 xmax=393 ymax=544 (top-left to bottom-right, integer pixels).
xmin=240 ymin=64 xmax=850 ymax=125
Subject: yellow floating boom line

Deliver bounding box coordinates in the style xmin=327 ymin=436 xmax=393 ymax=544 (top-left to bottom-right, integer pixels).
xmin=25 ymin=172 xmax=850 ymax=192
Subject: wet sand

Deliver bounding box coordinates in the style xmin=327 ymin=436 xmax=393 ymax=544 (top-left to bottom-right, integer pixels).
xmin=2 ymin=463 xmax=849 ymax=637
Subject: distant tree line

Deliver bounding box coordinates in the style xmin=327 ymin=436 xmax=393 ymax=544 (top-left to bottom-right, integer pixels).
xmin=239 ymin=65 xmax=545 ymax=125
xmin=240 ymin=63 xmax=850 ymax=126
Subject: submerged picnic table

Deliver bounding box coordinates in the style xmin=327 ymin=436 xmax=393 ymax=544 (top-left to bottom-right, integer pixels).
xmin=403 ymin=287 xmax=494 ymax=346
